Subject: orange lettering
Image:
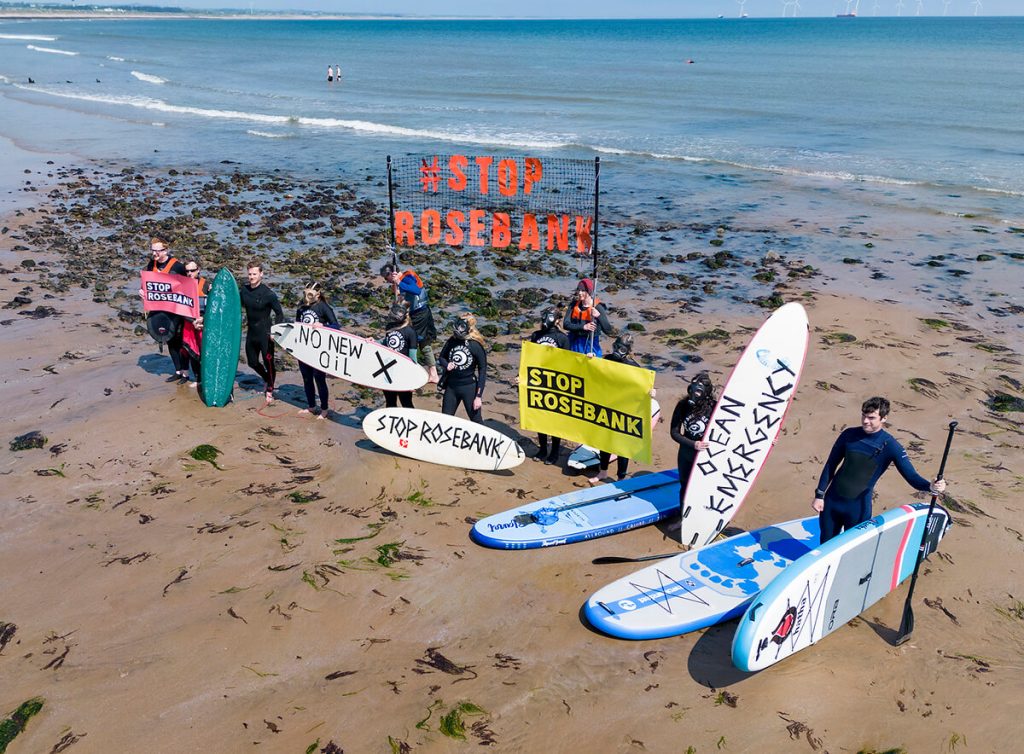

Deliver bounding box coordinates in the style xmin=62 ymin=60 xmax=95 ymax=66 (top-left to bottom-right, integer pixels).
xmin=421 ymin=209 xmax=441 ymax=245
xmin=468 ymin=209 xmax=487 ymax=246
xmin=518 ymin=213 xmax=540 ymax=251
xmin=524 ymin=157 xmax=542 ymax=194
xmin=448 ymin=155 xmax=468 ymax=191
xmin=492 ymin=213 xmax=511 ymax=248
xmin=445 ymin=210 xmax=465 ymax=246
xmin=395 ymin=211 xmax=416 ymax=246
xmin=497 ymin=158 xmax=518 ymax=197
xmin=547 ymin=214 xmax=570 ymax=252
xmin=475 ymin=156 xmax=493 ymax=195
xmin=575 ymin=215 xmax=594 ymax=254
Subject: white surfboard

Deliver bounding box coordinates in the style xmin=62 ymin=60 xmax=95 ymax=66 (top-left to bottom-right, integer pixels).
xmin=731 ymin=502 xmax=951 ymax=672
xmin=362 ymin=407 xmax=525 ymax=471
xmin=271 ymin=322 xmax=428 ymax=392
xmin=678 ymin=302 xmax=809 ymax=547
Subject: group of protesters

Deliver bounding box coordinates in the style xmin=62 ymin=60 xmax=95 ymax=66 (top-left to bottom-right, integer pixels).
xmin=141 ymin=238 xmax=947 ymax=545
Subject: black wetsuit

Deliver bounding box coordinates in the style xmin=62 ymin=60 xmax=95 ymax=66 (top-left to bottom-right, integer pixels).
xmin=381 ymin=324 xmax=418 ymax=409
xmin=145 ymin=256 xmax=188 ymax=374
xmin=599 ymin=352 xmax=639 ymax=480
xmin=670 ymin=397 xmax=712 ymax=507
xmin=240 ymin=282 xmax=284 ymax=391
xmin=295 ymin=300 xmax=339 ymax=410
xmin=438 ymin=336 xmax=487 ymax=423
xmin=529 ymin=326 xmax=570 ymax=462
xmin=816 ymin=427 xmax=932 ymax=543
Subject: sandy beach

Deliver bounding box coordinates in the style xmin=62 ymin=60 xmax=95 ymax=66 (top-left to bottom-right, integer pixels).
xmin=1 ymin=154 xmax=1022 ymax=754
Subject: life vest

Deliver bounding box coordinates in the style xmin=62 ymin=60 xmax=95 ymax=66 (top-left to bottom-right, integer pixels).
xmin=399 ymin=269 xmax=429 ymax=311
xmin=149 ymin=256 xmax=180 ymax=274
xmin=196 ymin=277 xmax=209 ymax=297
xmin=570 ymin=296 xmax=601 ymax=323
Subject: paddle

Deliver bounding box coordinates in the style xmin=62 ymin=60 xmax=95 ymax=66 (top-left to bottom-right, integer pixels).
xmin=511 ymin=475 xmax=679 ymax=526
xmin=592 ymin=551 xmax=682 ymax=565
xmin=894 ymin=420 xmax=957 ymax=646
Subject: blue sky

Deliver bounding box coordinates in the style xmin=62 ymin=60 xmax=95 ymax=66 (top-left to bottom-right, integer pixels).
xmin=42 ymin=1 xmax=1021 ymax=17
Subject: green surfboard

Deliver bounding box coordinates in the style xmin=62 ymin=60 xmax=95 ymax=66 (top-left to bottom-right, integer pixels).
xmin=199 ymin=268 xmax=242 ymax=407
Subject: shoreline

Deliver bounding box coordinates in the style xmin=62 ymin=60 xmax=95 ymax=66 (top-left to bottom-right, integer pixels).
xmin=1 ymin=158 xmax=1023 ymax=751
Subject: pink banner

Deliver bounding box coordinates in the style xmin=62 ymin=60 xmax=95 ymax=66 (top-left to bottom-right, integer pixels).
xmin=141 ymin=271 xmax=199 ymax=319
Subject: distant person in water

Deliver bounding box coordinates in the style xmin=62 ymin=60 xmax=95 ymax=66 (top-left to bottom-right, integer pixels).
xmin=813 ymin=396 xmax=947 ymax=544
xmin=327 ymin=65 xmax=334 ymax=83
xmin=240 ymin=260 xmax=284 ymax=404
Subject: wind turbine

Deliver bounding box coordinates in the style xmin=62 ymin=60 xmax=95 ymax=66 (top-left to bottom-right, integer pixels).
xmin=942 ymin=0 xmax=951 ymax=15
xmin=895 ymin=0 xmax=905 ymax=16
xmin=738 ymin=0 xmax=748 ymax=17
xmin=915 ymin=0 xmax=924 ymax=15
xmin=972 ymin=0 xmax=982 ymax=15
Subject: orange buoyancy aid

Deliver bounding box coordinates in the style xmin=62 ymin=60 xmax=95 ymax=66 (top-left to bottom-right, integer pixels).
xmin=570 ymin=296 xmax=601 ymax=323
xmin=149 ymin=256 xmax=181 ymax=274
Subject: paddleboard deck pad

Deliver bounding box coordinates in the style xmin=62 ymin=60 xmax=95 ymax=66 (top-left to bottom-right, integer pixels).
xmin=471 ymin=469 xmax=681 ymax=549
xmin=585 ymin=516 xmax=820 ymax=640
xmin=272 ymin=322 xmax=428 ymax=392
xmin=732 ymin=502 xmax=951 ymax=672
xmin=679 ymin=301 xmax=809 ymax=548
xmin=362 ymin=407 xmax=524 ymax=471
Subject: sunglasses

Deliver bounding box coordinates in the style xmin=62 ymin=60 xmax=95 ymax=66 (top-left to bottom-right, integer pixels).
xmin=186 ymin=268 xmax=199 ymax=273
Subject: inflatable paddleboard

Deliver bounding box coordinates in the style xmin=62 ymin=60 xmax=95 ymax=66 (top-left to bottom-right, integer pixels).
xmin=471 ymin=469 xmax=680 ymax=549
xmin=679 ymin=302 xmax=809 ymax=547
xmin=732 ymin=502 xmax=951 ymax=672
xmin=585 ymin=516 xmax=820 ymax=640
xmin=567 ymin=400 xmax=661 ymax=470
xmin=362 ymin=407 xmax=524 ymax=471
xmin=199 ymin=268 xmax=241 ymax=408
xmin=272 ymin=322 xmax=428 ymax=392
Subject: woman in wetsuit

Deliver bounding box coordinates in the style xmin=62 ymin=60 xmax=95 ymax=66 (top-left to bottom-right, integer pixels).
xmin=669 ymin=372 xmax=716 ymax=508
xmin=380 ymin=301 xmax=418 ymax=409
xmin=295 ymin=281 xmax=339 ymax=418
xmin=438 ymin=313 xmax=487 ymax=424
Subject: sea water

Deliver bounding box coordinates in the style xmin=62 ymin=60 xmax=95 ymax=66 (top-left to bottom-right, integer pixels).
xmin=1 ymin=16 xmax=1022 ymax=312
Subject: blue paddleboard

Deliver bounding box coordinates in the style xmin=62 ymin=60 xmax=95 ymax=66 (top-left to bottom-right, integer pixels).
xmin=470 ymin=470 xmax=680 ymax=549
xmin=585 ymin=516 xmax=820 ymax=640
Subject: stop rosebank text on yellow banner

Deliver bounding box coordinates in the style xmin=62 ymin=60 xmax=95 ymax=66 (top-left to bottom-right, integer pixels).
xmin=518 ymin=341 xmax=655 ymax=464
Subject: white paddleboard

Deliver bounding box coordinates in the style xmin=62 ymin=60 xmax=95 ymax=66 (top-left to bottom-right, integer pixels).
xmin=731 ymin=502 xmax=951 ymax=672
xmin=362 ymin=407 xmax=525 ymax=471
xmin=272 ymin=322 xmax=428 ymax=392
xmin=585 ymin=516 xmax=820 ymax=640
xmin=678 ymin=302 xmax=809 ymax=547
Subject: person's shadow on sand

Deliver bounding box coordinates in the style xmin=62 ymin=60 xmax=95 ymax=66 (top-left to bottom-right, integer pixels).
xmin=137 ymin=353 xmax=176 ymax=377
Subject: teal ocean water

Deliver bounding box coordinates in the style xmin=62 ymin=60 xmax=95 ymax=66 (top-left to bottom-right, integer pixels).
xmin=1 ymin=16 xmax=1022 ymax=312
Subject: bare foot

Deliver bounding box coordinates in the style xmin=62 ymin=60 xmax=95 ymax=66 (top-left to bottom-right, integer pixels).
xmin=298 ymin=408 xmax=311 ymax=415
xmin=428 ymin=368 xmax=440 ymax=384
xmin=316 ymin=410 xmax=329 ymax=421
xmin=265 ymin=391 xmax=274 ymax=404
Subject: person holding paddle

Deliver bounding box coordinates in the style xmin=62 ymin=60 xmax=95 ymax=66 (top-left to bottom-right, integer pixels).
xmin=381 ymin=262 xmax=439 ymax=384
xmin=813 ymin=396 xmax=947 ymax=543
xmin=564 ymin=277 xmax=613 ymax=357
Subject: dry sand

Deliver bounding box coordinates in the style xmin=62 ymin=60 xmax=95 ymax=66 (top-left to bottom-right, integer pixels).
xmin=2 ymin=203 xmax=1023 ymax=753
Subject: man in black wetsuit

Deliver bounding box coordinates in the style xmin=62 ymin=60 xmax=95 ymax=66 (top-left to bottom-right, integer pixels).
xmin=239 ymin=261 xmax=284 ymax=403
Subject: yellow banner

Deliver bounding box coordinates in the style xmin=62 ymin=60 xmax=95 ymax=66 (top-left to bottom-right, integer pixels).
xmin=518 ymin=341 xmax=655 ymax=463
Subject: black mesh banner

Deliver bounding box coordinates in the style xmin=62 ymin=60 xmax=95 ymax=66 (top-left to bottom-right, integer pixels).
xmin=388 ymin=155 xmax=597 ymax=255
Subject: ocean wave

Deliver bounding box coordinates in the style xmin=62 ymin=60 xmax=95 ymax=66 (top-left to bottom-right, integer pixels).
xmin=108 ymin=56 xmax=125 ymax=62
xmin=131 ymin=71 xmax=166 ymax=85
xmin=247 ymin=129 xmax=291 ymax=139
xmin=26 ymin=44 xmax=78 ymax=56
xmin=0 ymin=34 xmax=57 ymax=41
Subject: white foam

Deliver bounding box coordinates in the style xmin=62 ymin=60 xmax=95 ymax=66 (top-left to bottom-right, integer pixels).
xmin=26 ymin=44 xmax=78 ymax=56
xmin=0 ymin=34 xmax=57 ymax=41
xmin=108 ymin=56 xmax=125 ymax=62
xmin=247 ymin=129 xmax=290 ymax=139
xmin=131 ymin=70 xmax=166 ymax=85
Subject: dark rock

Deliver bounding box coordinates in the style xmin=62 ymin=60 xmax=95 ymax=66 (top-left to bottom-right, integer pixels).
xmin=10 ymin=431 xmax=47 ymax=451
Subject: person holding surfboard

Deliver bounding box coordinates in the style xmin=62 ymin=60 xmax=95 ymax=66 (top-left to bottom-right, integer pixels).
xmin=668 ymin=372 xmax=716 ymax=513
xmin=240 ymin=260 xmax=285 ymax=404
xmin=295 ymin=281 xmax=339 ymax=418
xmin=813 ymin=396 xmax=947 ymax=543
xmin=380 ymin=301 xmax=418 ymax=409
xmin=438 ymin=313 xmax=487 ymax=424
xmin=564 ymin=278 xmax=613 ymax=357
xmin=381 ymin=262 xmax=439 ymax=384
xmin=528 ymin=306 xmax=570 ymax=465
xmin=141 ymin=237 xmax=190 ymax=384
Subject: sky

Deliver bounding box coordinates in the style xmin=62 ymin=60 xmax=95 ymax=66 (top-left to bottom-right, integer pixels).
xmin=34 ymin=1 xmax=1023 ymax=17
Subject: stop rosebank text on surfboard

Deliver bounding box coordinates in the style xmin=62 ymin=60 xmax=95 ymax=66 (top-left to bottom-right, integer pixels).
xmin=372 ymin=412 xmax=510 ymax=459
xmin=695 ymin=357 xmax=797 ymax=519
xmin=295 ymin=323 xmax=364 ymax=376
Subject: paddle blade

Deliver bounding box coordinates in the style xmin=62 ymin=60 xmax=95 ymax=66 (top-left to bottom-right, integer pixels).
xmin=894 ymin=605 xmax=915 ymax=646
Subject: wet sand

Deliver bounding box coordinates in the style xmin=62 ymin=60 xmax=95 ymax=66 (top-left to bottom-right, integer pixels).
xmin=1 ymin=164 xmax=1023 ymax=753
